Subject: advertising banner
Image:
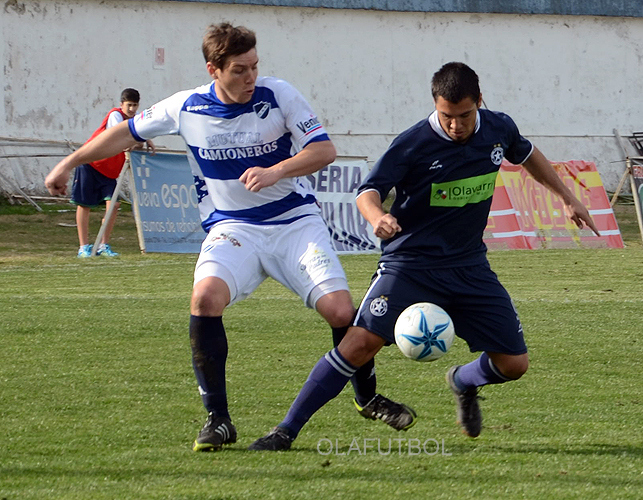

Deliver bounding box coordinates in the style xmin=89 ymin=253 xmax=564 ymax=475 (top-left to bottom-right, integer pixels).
xmin=306 ymin=159 xmax=378 ymax=254
xmin=484 ymin=161 xmax=624 ymax=249
xmin=130 ymin=152 xmax=623 ymax=254
xmin=129 ymin=152 xmax=378 ymax=254
xmin=129 ymin=151 xmax=204 ymax=253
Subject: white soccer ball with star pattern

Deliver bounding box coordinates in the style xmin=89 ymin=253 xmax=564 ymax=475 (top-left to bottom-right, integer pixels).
xmin=394 ymin=302 xmax=455 ymax=362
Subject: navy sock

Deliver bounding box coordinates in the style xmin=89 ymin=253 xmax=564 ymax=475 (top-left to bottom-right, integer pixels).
xmin=189 ymin=315 xmax=230 ymax=419
xmin=279 ymin=348 xmax=356 ymax=438
xmin=455 ymin=352 xmax=512 ymax=391
xmin=332 ymin=326 xmax=376 ymax=406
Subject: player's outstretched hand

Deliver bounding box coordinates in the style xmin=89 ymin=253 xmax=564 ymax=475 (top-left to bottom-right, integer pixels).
xmin=44 ymin=163 xmax=71 ymax=196
xmin=240 ymin=166 xmax=280 ymax=192
xmin=372 ymin=213 xmax=401 ymax=240
xmin=565 ymin=198 xmax=600 ymax=236
xmin=128 ymin=139 xmax=157 ymax=155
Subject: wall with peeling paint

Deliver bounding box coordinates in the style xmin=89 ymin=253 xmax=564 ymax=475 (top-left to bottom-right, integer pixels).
xmin=1 ymin=0 xmax=642 ymax=195
xmin=163 ymin=0 xmax=643 ymax=18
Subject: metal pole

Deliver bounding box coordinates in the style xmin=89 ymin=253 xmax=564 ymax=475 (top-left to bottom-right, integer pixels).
xmin=0 ymin=171 xmax=43 ymax=211
xmin=628 ymin=157 xmax=643 ymax=244
xmin=128 ymin=157 xmax=147 ymax=254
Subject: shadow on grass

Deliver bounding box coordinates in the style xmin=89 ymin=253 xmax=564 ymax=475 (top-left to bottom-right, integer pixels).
xmin=3 ymin=440 xmax=643 ymax=498
xmin=195 ymin=437 xmax=643 ymax=458
xmin=487 ymin=442 xmax=643 ymax=457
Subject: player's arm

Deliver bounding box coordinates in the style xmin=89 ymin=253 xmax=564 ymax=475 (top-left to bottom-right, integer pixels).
xmin=356 ymin=189 xmax=401 ymax=240
xmin=45 ymin=121 xmax=140 ymax=196
xmin=521 ymin=146 xmax=600 ymax=236
xmin=239 ymin=140 xmax=336 ymax=192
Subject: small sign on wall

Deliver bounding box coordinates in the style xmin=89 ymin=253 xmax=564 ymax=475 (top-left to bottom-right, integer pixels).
xmin=153 ymin=46 xmax=165 ymax=69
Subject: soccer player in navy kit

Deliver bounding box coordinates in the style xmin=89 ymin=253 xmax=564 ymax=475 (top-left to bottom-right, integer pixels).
xmin=45 ymin=23 xmax=413 ymax=452
xmin=249 ymin=62 xmax=599 ymax=450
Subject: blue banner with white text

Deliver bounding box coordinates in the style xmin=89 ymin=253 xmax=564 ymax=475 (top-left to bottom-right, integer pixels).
xmin=129 ymin=151 xmax=378 ymax=254
xmin=129 ymin=151 xmax=204 ymax=253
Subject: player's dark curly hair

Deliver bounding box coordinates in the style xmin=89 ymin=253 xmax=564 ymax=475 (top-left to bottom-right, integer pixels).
xmin=431 ymin=62 xmax=481 ymax=103
xmin=202 ymin=22 xmax=257 ymax=69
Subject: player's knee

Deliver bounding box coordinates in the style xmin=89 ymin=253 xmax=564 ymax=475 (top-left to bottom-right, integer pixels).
xmin=314 ymin=289 xmax=355 ymax=328
xmin=499 ymin=356 xmax=529 ymax=380
xmin=191 ymin=278 xmax=230 ymax=316
xmin=324 ymin=302 xmax=355 ymax=328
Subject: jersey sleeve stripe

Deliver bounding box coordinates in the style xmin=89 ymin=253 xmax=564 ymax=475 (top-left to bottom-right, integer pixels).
xmin=128 ymin=118 xmax=145 ymax=143
xmin=302 ymin=134 xmax=330 ymax=149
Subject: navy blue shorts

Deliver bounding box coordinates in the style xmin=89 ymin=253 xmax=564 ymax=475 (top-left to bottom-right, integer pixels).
xmin=70 ymin=164 xmax=117 ymax=207
xmin=354 ymin=261 xmax=527 ymax=355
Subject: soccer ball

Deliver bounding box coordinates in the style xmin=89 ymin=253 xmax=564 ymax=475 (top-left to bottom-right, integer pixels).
xmin=394 ymin=302 xmax=455 ymax=362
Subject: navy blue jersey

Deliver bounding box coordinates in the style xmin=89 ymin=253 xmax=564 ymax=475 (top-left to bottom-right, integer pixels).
xmin=358 ymin=109 xmax=533 ymax=268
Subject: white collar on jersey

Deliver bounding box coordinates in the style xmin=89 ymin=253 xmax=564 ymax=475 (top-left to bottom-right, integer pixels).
xmin=428 ymin=109 xmax=481 ymax=142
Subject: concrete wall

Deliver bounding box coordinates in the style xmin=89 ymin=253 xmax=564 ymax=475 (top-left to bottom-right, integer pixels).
xmin=2 ymin=0 xmax=642 ymax=195
xmin=156 ymin=0 xmax=643 ymax=18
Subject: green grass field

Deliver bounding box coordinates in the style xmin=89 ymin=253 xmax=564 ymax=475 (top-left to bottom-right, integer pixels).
xmin=1 ymin=199 xmax=642 ymax=499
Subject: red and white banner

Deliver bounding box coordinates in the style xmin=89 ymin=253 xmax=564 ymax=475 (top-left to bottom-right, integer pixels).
xmin=484 ymin=161 xmax=623 ymax=249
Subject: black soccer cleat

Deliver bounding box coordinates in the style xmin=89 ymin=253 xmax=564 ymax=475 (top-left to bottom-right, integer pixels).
xmin=446 ymin=365 xmax=483 ymax=438
xmin=354 ymin=394 xmax=417 ymax=431
xmin=193 ymin=413 xmax=237 ymax=452
xmin=248 ymin=427 xmax=294 ymax=451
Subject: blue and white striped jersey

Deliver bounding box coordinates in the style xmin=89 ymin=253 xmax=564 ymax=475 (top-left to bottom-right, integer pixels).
xmin=129 ymin=77 xmax=330 ymax=232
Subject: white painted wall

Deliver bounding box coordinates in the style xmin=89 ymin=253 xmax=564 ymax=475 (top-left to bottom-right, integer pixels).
xmin=2 ymin=0 xmax=642 ymax=195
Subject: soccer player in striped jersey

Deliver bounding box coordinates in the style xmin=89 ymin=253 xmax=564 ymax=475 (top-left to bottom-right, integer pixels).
xmin=249 ymin=62 xmax=599 ymax=451
xmin=45 ymin=22 xmax=414 ymax=452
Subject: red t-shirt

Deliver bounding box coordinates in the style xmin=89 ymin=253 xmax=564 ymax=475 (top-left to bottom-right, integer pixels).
xmin=86 ymin=107 xmax=129 ymax=179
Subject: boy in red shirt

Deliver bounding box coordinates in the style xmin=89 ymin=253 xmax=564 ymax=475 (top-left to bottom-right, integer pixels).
xmin=71 ymin=88 xmax=154 ymax=257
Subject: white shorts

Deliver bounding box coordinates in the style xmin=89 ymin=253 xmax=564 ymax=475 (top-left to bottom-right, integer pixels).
xmin=193 ymin=215 xmax=349 ymax=308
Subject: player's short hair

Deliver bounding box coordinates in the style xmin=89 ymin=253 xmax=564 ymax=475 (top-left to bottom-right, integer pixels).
xmin=120 ymin=88 xmax=140 ymax=103
xmin=202 ymin=22 xmax=257 ymax=69
xmin=431 ymin=62 xmax=481 ymax=104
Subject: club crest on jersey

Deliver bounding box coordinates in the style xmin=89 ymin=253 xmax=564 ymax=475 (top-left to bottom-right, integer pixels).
xmin=491 ymin=144 xmax=504 ymax=165
xmin=369 ymin=296 xmax=389 ymax=317
xmin=253 ymin=101 xmax=271 ymax=119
